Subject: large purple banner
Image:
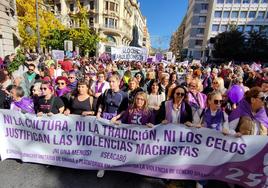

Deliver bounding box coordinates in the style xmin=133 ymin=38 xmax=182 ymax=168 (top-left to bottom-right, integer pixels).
xmin=0 ymin=110 xmax=267 ymax=188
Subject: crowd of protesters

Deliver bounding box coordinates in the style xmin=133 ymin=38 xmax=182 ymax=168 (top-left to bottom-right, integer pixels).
xmin=0 ymin=53 xmax=268 ymax=188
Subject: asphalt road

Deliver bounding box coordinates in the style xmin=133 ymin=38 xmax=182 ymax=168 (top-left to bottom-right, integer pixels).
xmin=0 ymin=159 xmax=166 ymax=188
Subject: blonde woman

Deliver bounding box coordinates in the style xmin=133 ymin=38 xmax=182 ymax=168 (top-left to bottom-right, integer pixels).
xmin=211 ymin=77 xmax=226 ymax=95
xmin=121 ymin=91 xmax=154 ymax=127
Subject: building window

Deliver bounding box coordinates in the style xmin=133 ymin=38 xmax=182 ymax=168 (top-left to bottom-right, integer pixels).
xmin=56 ymin=3 xmax=61 ymax=12
xmin=240 ymin=11 xmax=247 ymax=18
xmin=199 ymin=16 xmax=206 ymax=23
xmin=231 ymin=11 xmax=238 ymax=18
xmin=107 ymin=35 xmax=116 ymax=44
xmin=252 ymin=0 xmax=259 ymax=3
xmin=214 ymin=11 xmax=222 ymax=18
xmin=217 ymin=0 xmax=224 ymax=3
xmin=237 ymin=25 xmax=244 ymax=32
xmin=221 ymin=25 xmax=228 ymax=32
xmin=248 ymin=11 xmax=256 ymax=18
xmin=89 ymin=17 xmax=94 ymax=26
xmin=257 ymin=11 xmax=265 ymax=19
xmin=105 ymin=1 xmax=109 ymax=10
xmin=89 ymin=1 xmax=94 ymax=10
xmin=234 ymin=0 xmax=241 ymax=3
xmin=242 ymin=0 xmax=250 ymax=3
xmin=226 ymin=0 xmax=233 ymax=3
xmin=262 ymin=0 xmax=268 ymax=3
xmin=201 ymin=3 xmax=208 ymax=10
xmin=110 ymin=2 xmax=115 ymax=11
xmin=197 ymin=28 xmax=205 ymax=34
xmin=105 ymin=18 xmax=118 ymax=28
xmin=212 ymin=24 xmax=219 ymax=31
xmin=253 ymin=26 xmax=260 ymax=32
xmin=70 ymin=4 xmax=74 ymax=11
xmin=223 ymin=11 xmax=230 ymax=18
xmin=245 ymin=25 xmax=253 ymax=32
xmin=195 ymin=40 xmax=203 ymax=46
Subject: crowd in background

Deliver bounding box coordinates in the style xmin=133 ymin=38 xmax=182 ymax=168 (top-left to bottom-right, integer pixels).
xmin=0 ymin=53 xmax=268 ymax=188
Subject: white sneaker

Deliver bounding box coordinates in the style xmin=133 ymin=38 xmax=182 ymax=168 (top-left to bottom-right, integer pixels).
xmin=97 ymin=170 xmax=105 ymax=178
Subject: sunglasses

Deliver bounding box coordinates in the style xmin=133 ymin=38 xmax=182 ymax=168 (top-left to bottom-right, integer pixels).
xmin=213 ymin=82 xmax=219 ymax=84
xmin=190 ymin=84 xmax=197 ymax=88
xmin=259 ymin=96 xmax=268 ymax=102
xmin=175 ymin=92 xmax=185 ymax=97
xmin=214 ymin=100 xmax=223 ymax=105
xmin=68 ymin=77 xmax=75 ymax=79
xmin=28 ymin=69 xmax=34 ymax=71
xmin=57 ymin=82 xmax=66 ymax=85
xmin=40 ymin=87 xmax=48 ymax=91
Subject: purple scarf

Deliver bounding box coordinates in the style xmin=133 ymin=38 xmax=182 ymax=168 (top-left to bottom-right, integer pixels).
xmin=188 ymin=92 xmax=207 ymax=109
xmin=95 ymin=81 xmax=105 ymax=93
xmin=68 ymin=80 xmax=78 ymax=90
xmin=165 ymin=100 xmax=187 ymax=123
xmin=13 ymin=97 xmax=35 ymax=114
xmin=229 ymin=99 xmax=268 ymax=128
xmin=204 ymin=109 xmax=224 ymax=131
xmin=56 ymin=87 xmax=71 ymax=97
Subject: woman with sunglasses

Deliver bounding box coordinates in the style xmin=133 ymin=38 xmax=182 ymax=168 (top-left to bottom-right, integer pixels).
xmin=229 ymin=87 xmax=268 ymax=135
xmin=35 ymin=81 xmax=65 ymax=116
xmin=156 ymin=85 xmax=193 ymax=125
xmin=55 ymin=76 xmax=71 ymax=109
xmin=67 ymin=71 xmax=78 ymax=92
xmin=64 ymin=80 xmax=95 ymax=116
xmin=134 ymin=71 xmax=145 ymax=87
xmin=120 ymin=92 xmax=154 ymax=127
xmin=188 ymin=79 xmax=207 ymax=117
xmin=210 ymin=77 xmax=227 ymax=95
xmin=190 ymin=91 xmax=229 ymax=133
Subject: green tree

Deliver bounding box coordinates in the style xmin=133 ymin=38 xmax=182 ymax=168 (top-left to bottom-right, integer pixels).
xmin=212 ymin=30 xmax=245 ymax=61
xmin=16 ymin=0 xmax=64 ymax=50
xmin=244 ymin=31 xmax=268 ymax=61
xmin=69 ymin=1 xmax=100 ymax=56
xmin=7 ymin=49 xmax=26 ymax=74
xmin=45 ymin=29 xmax=70 ymax=50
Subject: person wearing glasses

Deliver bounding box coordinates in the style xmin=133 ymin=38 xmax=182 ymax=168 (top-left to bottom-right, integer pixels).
xmin=156 ymin=85 xmax=193 ymax=125
xmin=67 ymin=71 xmax=78 ymax=92
xmin=35 ymin=81 xmax=65 ymax=116
xmin=189 ymin=91 xmax=230 ymax=133
xmin=21 ymin=63 xmax=38 ymax=96
xmin=55 ymin=76 xmax=71 ymax=109
xmin=188 ymin=79 xmax=207 ymax=118
xmin=64 ymin=80 xmax=95 ymax=116
xmin=119 ymin=91 xmax=154 ymax=127
xmin=229 ymin=87 xmax=268 ymax=136
xmin=208 ymin=77 xmax=227 ymax=95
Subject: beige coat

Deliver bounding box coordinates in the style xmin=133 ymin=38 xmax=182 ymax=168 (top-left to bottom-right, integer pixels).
xmin=237 ymin=116 xmax=267 ymax=135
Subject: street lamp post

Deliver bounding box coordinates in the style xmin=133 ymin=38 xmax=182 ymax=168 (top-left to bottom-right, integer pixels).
xmin=36 ymin=0 xmax=41 ymax=54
